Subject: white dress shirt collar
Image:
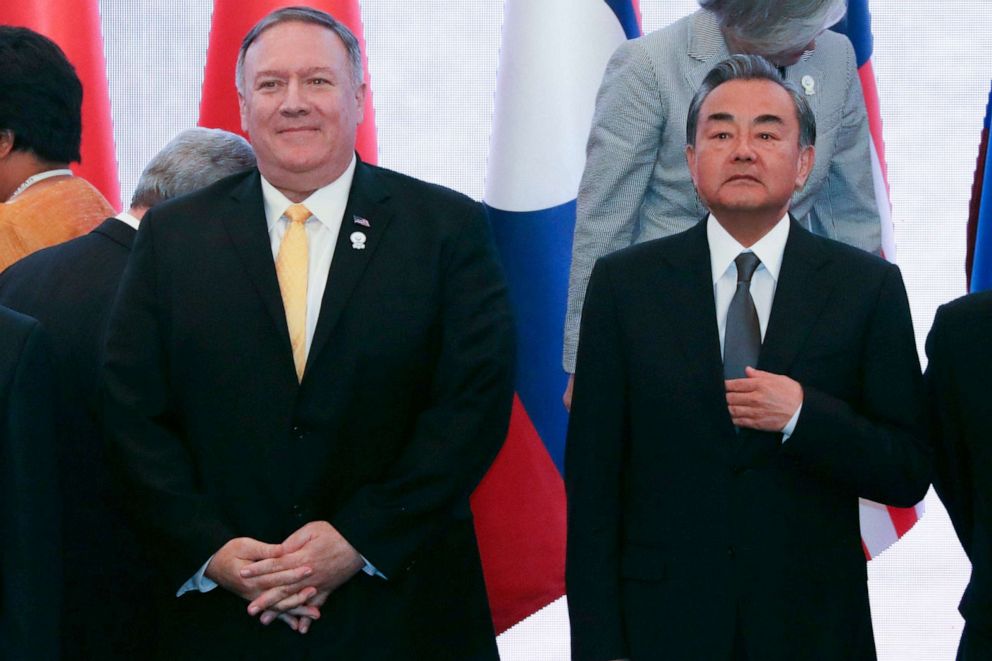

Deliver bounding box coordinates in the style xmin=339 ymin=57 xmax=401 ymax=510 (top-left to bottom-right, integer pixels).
xmin=115 ymin=211 xmax=141 ymax=230
xmin=260 ymin=153 xmax=357 ymax=231
xmin=707 ymin=213 xmax=791 ymax=286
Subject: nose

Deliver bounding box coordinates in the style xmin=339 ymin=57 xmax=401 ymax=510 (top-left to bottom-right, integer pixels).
xmin=279 ymin=79 xmax=309 ymax=116
xmin=731 ymin=134 xmax=757 ymax=162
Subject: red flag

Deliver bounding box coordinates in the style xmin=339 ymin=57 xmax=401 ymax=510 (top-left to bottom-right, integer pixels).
xmin=198 ymin=0 xmax=377 ymax=164
xmin=1 ymin=0 xmax=121 ymax=210
xmin=470 ymin=396 xmax=567 ymax=634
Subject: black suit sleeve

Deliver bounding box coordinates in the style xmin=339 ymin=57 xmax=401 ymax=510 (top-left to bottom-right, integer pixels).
xmin=331 ymin=202 xmax=515 ymax=577
xmin=564 ymin=259 xmax=629 ymax=661
xmin=102 ymin=214 xmax=236 ymax=586
xmin=783 ymin=264 xmax=931 ymax=507
xmin=1 ymin=317 xmax=60 ymax=661
xmin=924 ymin=303 xmax=973 ymax=555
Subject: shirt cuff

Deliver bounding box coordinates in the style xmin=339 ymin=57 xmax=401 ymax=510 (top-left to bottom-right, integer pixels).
xmin=781 ymin=402 xmax=803 ymax=442
xmin=361 ymin=554 xmax=386 ymax=580
xmin=177 ymin=555 xmax=219 ymax=596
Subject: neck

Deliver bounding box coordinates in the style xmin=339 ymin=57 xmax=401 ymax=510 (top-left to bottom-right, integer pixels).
xmin=713 ymin=209 xmax=787 ymax=248
xmin=128 ymin=206 xmax=149 ymax=221
xmin=1 ymin=155 xmax=71 ymax=202
xmin=259 ymin=156 xmax=352 ymax=204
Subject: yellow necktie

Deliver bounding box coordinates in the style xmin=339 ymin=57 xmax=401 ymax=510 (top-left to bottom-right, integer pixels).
xmin=275 ymin=203 xmax=311 ymax=381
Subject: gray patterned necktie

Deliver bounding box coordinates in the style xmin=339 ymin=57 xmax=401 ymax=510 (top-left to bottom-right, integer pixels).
xmin=724 ymin=252 xmax=762 ymax=380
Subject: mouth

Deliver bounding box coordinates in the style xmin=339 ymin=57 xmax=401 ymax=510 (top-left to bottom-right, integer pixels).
xmin=726 ymin=175 xmax=761 ymax=184
xmin=278 ymin=127 xmax=319 ymax=134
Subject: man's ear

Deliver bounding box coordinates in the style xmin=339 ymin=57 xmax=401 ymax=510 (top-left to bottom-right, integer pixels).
xmin=0 ymin=130 xmax=14 ymax=160
xmin=795 ymin=145 xmax=815 ymax=190
xmin=685 ymin=144 xmax=698 ymax=186
xmin=238 ymin=93 xmax=249 ymax=134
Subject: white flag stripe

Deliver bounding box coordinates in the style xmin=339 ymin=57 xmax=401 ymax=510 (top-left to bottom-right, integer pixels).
xmin=859 ymin=497 xmax=900 ymax=558
xmin=485 ymin=0 xmax=626 ymax=211
xmin=870 ymin=142 xmax=896 ymax=260
xmin=496 ymin=596 xmax=571 ymax=660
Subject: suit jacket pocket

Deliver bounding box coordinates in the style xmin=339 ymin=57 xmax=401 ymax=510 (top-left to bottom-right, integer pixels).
xmin=620 ymin=543 xmax=666 ymax=582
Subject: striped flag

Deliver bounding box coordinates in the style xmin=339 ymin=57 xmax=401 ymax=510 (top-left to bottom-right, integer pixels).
xmin=831 ymin=0 xmax=894 ymax=260
xmin=2 ymin=0 xmax=121 ymax=209
xmin=967 ymin=83 xmax=992 ymax=291
xmin=474 ymin=0 xmax=639 ymax=654
xmin=198 ymin=0 xmax=377 ymax=164
xmin=832 ymin=0 xmax=923 ymax=559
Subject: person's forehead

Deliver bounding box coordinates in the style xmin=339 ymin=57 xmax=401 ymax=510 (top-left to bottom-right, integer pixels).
xmin=700 ymin=79 xmax=795 ymax=120
xmin=245 ymin=21 xmax=344 ymax=64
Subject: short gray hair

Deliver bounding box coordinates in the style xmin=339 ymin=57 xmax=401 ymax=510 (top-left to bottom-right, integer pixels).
xmin=235 ymin=6 xmax=363 ymax=95
xmin=685 ymin=54 xmax=816 ymax=149
xmin=699 ymin=0 xmax=847 ymax=57
xmin=130 ymin=128 xmax=256 ymax=209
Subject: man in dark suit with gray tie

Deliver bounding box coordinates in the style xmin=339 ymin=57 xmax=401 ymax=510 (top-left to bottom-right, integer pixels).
xmin=103 ymin=7 xmax=514 ymax=660
xmin=565 ymin=55 xmax=929 ymax=661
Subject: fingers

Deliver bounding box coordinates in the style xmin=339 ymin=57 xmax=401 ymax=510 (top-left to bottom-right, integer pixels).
xmin=298 ymin=615 xmax=313 ymax=635
xmin=240 ymin=551 xmax=308 ymax=579
xmin=269 ymin=586 xmax=319 ymax=616
xmin=724 ymin=377 xmax=760 ymax=392
xmin=275 ymin=612 xmax=300 ymax=631
xmin=282 ymin=524 xmax=317 ymax=554
xmin=248 ymin=584 xmax=317 ymax=616
xmin=242 ymin=564 xmax=313 ymax=591
xmin=237 ymin=537 xmax=284 ymax=561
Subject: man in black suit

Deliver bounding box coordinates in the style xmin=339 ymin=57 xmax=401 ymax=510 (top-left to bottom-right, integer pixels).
xmin=926 ymin=291 xmax=992 ymax=660
xmin=0 ymin=305 xmax=59 ymax=660
xmin=0 ymin=127 xmax=255 ymax=659
xmin=102 ymin=7 xmax=514 ymax=660
xmin=565 ymin=54 xmax=929 ymax=661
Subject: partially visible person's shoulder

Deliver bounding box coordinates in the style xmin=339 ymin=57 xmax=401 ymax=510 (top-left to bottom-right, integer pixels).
xmin=804 ymin=27 xmax=857 ymax=69
xmin=364 ymin=164 xmax=484 ymax=239
xmin=601 ymin=218 xmax=704 ymax=273
xmin=148 ymin=168 xmax=257 ymax=221
xmin=367 ymin=163 xmax=477 ymax=209
xmin=807 ymin=228 xmax=893 ymax=275
xmin=934 ymin=290 xmax=992 ymax=333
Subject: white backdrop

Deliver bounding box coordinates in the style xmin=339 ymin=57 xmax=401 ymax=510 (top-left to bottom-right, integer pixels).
xmin=97 ymin=1 xmax=991 ymax=658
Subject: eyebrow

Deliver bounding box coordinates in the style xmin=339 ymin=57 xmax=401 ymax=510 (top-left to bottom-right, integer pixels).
xmin=703 ymin=112 xmax=785 ymax=126
xmin=253 ymin=66 xmax=336 ymax=79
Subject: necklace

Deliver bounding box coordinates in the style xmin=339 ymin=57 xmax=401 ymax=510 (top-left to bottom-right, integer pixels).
xmin=9 ymin=169 xmax=74 ymax=201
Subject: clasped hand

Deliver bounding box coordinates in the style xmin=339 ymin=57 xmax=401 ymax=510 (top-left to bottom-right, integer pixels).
xmin=725 ymin=366 xmax=803 ymax=431
xmin=205 ymin=520 xmax=365 ymax=635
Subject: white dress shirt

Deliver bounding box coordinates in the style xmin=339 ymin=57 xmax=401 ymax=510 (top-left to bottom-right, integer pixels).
xmin=262 ymin=154 xmax=355 ymax=358
xmin=178 ymin=155 xmax=382 ymax=597
xmin=707 ymin=214 xmax=801 ymax=438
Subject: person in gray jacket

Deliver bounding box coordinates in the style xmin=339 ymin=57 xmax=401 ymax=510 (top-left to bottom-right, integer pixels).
xmin=563 ymin=0 xmax=880 ymax=405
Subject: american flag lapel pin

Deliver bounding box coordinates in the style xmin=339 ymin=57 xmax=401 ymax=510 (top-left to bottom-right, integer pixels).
xmin=353 ymin=215 xmax=371 ymax=228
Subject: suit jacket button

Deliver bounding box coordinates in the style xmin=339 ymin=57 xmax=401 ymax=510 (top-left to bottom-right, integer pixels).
xmin=727 ymin=546 xmax=735 ymax=557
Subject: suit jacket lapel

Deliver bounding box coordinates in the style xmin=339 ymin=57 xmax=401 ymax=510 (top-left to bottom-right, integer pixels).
xmin=305 ymin=160 xmax=394 ymax=375
xmin=758 ymin=219 xmax=833 ymax=376
xmin=221 ymin=171 xmax=294 ymax=355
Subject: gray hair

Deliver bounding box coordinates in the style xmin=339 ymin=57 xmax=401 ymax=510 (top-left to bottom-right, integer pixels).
xmin=686 ymin=54 xmax=816 ymax=150
xmin=130 ymin=128 xmax=256 ymax=209
xmin=699 ymin=0 xmax=847 ymax=57
xmin=235 ymin=6 xmax=363 ymax=95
